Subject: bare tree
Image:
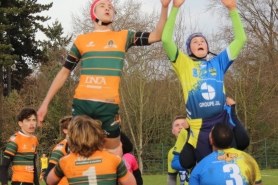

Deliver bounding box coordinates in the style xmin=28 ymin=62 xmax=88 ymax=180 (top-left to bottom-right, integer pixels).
xmin=207 ymin=0 xmax=278 ymax=154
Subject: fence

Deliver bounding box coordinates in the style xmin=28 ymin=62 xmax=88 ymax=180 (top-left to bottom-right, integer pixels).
xmin=0 ymin=139 xmax=277 ymax=175
xmin=141 ymin=140 xmax=278 ymax=174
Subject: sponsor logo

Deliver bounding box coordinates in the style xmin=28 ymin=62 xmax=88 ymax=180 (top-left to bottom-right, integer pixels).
xmin=75 ymin=159 xmax=102 ymax=165
xmin=218 ymin=152 xmax=238 ymax=162
xmin=85 ymin=76 xmax=106 ymax=85
xmin=103 ymin=130 xmax=110 ymax=136
xmin=75 ymin=156 xmax=102 ymax=165
xmin=106 ymin=99 xmax=115 ymax=103
xmin=198 ymin=82 xmax=221 ymax=108
xmin=199 ymin=101 xmax=220 ymax=107
xmin=26 ymin=166 xmax=34 ymax=172
xmin=85 ymin=76 xmax=107 ymax=89
xmin=201 ymin=82 xmax=215 ymax=100
xmin=86 ymin=41 xmax=95 ymax=47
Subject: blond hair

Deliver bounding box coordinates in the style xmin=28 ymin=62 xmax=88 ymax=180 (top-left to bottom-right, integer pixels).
xmin=172 ymin=115 xmax=186 ymax=127
xmin=68 ymin=115 xmax=105 ymax=157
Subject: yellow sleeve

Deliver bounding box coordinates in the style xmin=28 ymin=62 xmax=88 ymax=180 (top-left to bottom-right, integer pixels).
xmin=254 ymin=158 xmax=262 ymax=184
xmin=173 ymin=128 xmax=188 ymax=154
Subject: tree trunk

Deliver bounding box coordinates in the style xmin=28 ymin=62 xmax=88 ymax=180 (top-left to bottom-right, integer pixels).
xmin=0 ymin=65 xmax=3 ymax=125
xmin=7 ymin=66 xmax=11 ymax=95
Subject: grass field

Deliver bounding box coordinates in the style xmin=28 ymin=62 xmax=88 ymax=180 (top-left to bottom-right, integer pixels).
xmin=142 ymin=170 xmax=278 ymax=185
xmin=38 ymin=170 xmax=278 ymax=184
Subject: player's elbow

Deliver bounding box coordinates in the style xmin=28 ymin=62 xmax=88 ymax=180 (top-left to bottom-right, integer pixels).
xmin=148 ymin=31 xmax=161 ymax=44
xmin=161 ymin=30 xmax=169 ymax=45
xmin=240 ymin=34 xmax=247 ymax=46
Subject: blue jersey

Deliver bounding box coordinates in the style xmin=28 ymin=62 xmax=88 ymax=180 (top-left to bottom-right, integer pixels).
xmin=189 ymin=148 xmax=262 ymax=185
xmin=172 ymin=49 xmax=232 ymax=119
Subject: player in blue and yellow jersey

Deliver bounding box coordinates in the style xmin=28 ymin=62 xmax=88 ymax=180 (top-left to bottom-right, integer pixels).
xmin=43 ymin=116 xmax=72 ymax=185
xmin=189 ymin=122 xmax=262 ymax=185
xmin=168 ymin=116 xmax=189 ymax=185
xmin=162 ymin=0 xmax=249 ymax=169
xmin=175 ymin=97 xmax=250 ymax=171
xmin=47 ymin=115 xmax=136 ymax=185
xmin=0 ymin=108 xmax=39 ymax=185
xmin=37 ymin=0 xmax=171 ymax=156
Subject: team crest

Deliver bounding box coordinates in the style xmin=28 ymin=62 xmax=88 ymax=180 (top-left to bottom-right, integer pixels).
xmin=104 ymin=40 xmax=117 ymax=48
xmin=209 ymin=68 xmax=217 ymax=76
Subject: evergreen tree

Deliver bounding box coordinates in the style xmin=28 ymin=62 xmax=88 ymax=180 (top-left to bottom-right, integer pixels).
xmin=0 ymin=0 xmax=52 ymax=96
xmin=40 ymin=20 xmax=72 ymax=64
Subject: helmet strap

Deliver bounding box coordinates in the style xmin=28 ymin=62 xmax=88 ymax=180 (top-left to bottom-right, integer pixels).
xmin=190 ymin=51 xmax=217 ymax=60
xmin=190 ymin=52 xmax=208 ymax=60
xmin=96 ymin=18 xmax=112 ymax=26
xmin=209 ymin=51 xmax=217 ymax=56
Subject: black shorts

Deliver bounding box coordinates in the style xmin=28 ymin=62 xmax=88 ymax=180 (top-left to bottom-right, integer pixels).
xmin=12 ymin=182 xmax=33 ymax=185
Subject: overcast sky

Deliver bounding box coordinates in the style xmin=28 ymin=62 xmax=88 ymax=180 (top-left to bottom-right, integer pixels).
xmin=36 ymin=0 xmax=217 ymax=40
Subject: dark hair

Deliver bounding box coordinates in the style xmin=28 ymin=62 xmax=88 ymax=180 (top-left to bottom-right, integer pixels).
xmin=17 ymin=108 xmax=37 ymax=122
xmin=59 ymin=116 xmax=72 ymax=130
xmin=211 ymin=123 xmax=233 ymax=149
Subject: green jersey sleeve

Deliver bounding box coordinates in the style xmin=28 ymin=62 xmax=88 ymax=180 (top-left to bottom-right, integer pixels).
xmin=228 ymin=9 xmax=247 ymax=60
xmin=162 ymin=7 xmax=179 ymax=62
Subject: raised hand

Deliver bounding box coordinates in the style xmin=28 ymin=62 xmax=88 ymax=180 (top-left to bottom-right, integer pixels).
xmin=161 ymin=0 xmax=171 ymax=8
xmin=221 ymin=0 xmax=237 ymax=11
xmin=37 ymin=104 xmax=48 ymax=127
xmin=173 ymin=0 xmax=185 ymax=8
xmin=226 ymin=97 xmax=236 ymax=106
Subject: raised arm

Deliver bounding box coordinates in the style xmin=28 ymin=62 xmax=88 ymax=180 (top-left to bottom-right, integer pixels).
xmin=148 ymin=0 xmax=171 ymax=44
xmin=37 ymin=67 xmax=71 ymax=126
xmin=162 ymin=0 xmax=185 ymax=61
xmin=223 ymin=0 xmax=247 ymax=60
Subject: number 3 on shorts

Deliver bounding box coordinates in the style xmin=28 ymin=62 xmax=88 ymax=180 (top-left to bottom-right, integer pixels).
xmin=223 ymin=164 xmax=243 ymax=185
xmin=83 ymin=167 xmax=97 ymax=185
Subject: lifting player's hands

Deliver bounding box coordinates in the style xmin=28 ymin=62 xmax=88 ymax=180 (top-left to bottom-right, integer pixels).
xmin=161 ymin=0 xmax=171 ymax=8
xmin=37 ymin=104 xmax=48 ymax=127
xmin=173 ymin=0 xmax=185 ymax=8
xmin=221 ymin=0 xmax=237 ymax=11
xmin=226 ymin=97 xmax=236 ymax=106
